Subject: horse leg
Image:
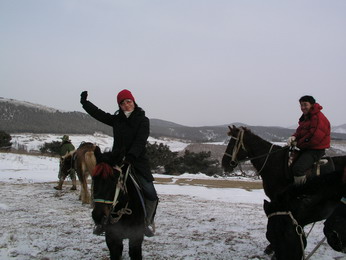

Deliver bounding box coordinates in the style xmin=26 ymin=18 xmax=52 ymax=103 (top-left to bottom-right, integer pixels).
xmin=90 ymin=178 xmax=94 ymax=208
xmin=106 ymin=234 xmax=123 ymax=260
xmin=129 ymin=236 xmax=143 ymax=260
xmin=81 ymin=178 xmax=90 ymax=204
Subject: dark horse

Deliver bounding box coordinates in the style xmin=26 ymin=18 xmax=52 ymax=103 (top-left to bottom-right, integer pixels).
xmin=324 ymin=198 xmax=346 ymax=253
xmin=91 ymin=160 xmax=145 ymax=260
xmin=222 ymin=125 xmax=346 ymax=201
xmin=221 ymin=126 xmax=346 ymax=256
xmin=264 ymin=171 xmax=346 ymax=260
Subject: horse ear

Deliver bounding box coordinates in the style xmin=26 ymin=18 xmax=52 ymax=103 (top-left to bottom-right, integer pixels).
xmin=263 ymin=200 xmax=270 ymax=215
xmin=227 ymin=126 xmax=232 ymax=136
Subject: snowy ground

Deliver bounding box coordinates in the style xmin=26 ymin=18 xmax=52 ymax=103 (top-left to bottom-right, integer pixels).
xmin=1 ymin=152 xmax=346 ymax=260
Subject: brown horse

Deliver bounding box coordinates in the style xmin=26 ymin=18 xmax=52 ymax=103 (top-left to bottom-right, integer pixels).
xmin=61 ymin=142 xmax=97 ymax=205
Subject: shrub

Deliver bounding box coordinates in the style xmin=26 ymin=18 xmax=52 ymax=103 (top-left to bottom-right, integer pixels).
xmin=164 ymin=150 xmax=221 ymax=176
xmin=0 ymin=131 xmax=12 ymax=149
xmin=40 ymin=141 xmax=61 ymax=155
xmin=146 ymin=142 xmax=178 ymax=171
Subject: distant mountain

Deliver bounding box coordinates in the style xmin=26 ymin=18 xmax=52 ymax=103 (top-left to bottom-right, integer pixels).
xmin=1 ymin=97 xmax=346 ymax=142
xmin=333 ymin=124 xmax=346 ymax=134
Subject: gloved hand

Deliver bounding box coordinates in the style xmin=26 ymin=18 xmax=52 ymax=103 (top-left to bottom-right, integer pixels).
xmin=80 ymin=91 xmax=88 ymax=104
xmin=124 ymin=155 xmax=135 ymax=165
xmin=287 ymin=136 xmax=296 ymax=146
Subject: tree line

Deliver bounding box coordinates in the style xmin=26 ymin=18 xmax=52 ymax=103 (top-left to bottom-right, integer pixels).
xmin=0 ymin=130 xmax=222 ymax=176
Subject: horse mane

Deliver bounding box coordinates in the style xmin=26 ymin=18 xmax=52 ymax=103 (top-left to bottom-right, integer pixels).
xmin=78 ymin=142 xmax=95 ymax=149
xmin=92 ymin=162 xmax=121 ymax=179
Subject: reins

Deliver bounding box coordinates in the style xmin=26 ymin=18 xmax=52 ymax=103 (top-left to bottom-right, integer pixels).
xmin=108 ymin=164 xmax=133 ymax=224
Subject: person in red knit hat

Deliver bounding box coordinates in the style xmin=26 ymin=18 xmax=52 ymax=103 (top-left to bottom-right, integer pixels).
xmin=287 ymin=95 xmax=331 ymax=185
xmin=80 ymin=89 xmax=158 ymax=237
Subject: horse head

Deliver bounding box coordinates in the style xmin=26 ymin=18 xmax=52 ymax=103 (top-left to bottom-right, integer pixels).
xmin=324 ymin=200 xmax=346 ymax=253
xmin=91 ymin=163 xmax=122 ymax=225
xmin=222 ymin=125 xmax=250 ymax=172
xmin=264 ymin=199 xmax=307 ymax=260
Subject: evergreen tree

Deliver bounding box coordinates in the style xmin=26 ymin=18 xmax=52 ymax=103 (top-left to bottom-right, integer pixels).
xmin=164 ymin=149 xmax=221 ymax=176
xmin=0 ymin=131 xmax=12 ymax=149
xmin=146 ymin=142 xmax=178 ymax=170
xmin=40 ymin=141 xmax=61 ymax=155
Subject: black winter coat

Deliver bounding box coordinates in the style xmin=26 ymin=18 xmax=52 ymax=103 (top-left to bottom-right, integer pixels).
xmin=82 ymin=100 xmax=153 ymax=181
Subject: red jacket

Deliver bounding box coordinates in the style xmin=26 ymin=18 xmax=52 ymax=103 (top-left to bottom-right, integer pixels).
xmin=293 ymin=103 xmax=330 ymax=150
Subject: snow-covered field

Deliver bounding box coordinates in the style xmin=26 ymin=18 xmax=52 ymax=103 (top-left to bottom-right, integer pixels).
xmin=1 ymin=134 xmax=346 ymax=259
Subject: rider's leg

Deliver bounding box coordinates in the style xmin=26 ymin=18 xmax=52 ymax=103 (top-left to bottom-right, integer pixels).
xmin=54 ymin=164 xmax=65 ymax=190
xmin=135 ymin=174 xmax=159 ymax=237
xmin=292 ymin=149 xmax=325 ymax=185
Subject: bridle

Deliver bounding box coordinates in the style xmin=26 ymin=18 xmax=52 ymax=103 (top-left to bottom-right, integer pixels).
xmin=224 ymin=128 xmax=247 ymax=168
xmin=267 ymin=211 xmax=306 ymax=260
xmin=224 ymin=128 xmax=285 ymax=174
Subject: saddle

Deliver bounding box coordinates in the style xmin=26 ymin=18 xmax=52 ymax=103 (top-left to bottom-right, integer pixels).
xmin=286 ymin=150 xmax=335 ymax=180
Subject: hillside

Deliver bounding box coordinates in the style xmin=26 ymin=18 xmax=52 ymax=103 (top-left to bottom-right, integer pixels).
xmin=1 ymin=97 xmax=346 ymax=142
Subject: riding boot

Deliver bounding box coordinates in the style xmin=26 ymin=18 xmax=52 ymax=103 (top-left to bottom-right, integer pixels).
xmin=70 ymin=177 xmax=77 ymax=190
xmin=54 ymin=180 xmax=64 ymax=190
xmin=144 ymin=199 xmax=158 ymax=237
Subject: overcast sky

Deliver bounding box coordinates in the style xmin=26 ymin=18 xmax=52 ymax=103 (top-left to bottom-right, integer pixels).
xmin=1 ymin=0 xmax=345 ymax=127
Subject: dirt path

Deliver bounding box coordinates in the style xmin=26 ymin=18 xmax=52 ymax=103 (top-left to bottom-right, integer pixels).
xmin=154 ymin=177 xmax=263 ymax=190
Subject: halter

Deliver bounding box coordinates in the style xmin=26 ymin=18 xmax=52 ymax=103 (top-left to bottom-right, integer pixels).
xmin=267 ymin=211 xmax=306 ymax=260
xmin=224 ymin=128 xmax=247 ymax=167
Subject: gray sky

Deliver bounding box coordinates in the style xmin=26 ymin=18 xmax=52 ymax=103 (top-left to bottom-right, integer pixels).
xmin=1 ymin=0 xmax=345 ymax=127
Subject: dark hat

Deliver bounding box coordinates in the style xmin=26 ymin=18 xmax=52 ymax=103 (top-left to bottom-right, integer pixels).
xmin=117 ymin=89 xmax=135 ymax=105
xmin=299 ymin=95 xmax=316 ymax=104
xmin=61 ymin=135 xmax=70 ymax=142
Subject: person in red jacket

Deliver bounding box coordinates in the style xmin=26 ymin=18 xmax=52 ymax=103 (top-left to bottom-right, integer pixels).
xmin=287 ymin=95 xmax=331 ymax=185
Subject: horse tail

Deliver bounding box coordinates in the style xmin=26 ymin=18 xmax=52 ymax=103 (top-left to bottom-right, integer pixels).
xmin=84 ymin=150 xmax=96 ymax=176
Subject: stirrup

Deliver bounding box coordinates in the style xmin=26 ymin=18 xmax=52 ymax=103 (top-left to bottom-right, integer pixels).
xmin=144 ymin=226 xmax=155 ymax=237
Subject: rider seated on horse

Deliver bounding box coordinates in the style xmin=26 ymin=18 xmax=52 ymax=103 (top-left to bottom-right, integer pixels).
xmin=287 ymin=95 xmax=331 ymax=185
xmin=80 ymin=89 xmax=158 ymax=237
xmin=54 ymin=135 xmax=77 ymax=190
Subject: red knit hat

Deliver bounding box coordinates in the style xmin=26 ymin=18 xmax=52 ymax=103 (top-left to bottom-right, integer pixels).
xmin=117 ymin=89 xmax=135 ymax=105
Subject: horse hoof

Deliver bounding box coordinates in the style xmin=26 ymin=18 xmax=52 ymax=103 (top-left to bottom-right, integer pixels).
xmin=144 ymin=226 xmax=155 ymax=237
xmin=70 ymin=186 xmax=77 ymax=190
xmin=93 ymin=225 xmax=105 ymax=236
xmin=264 ymin=244 xmax=274 ymax=255
xmin=54 ymin=186 xmax=62 ymax=190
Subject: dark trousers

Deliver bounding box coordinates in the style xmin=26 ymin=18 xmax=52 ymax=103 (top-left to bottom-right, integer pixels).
xmin=135 ymin=174 xmax=158 ymax=201
xmin=292 ymin=149 xmax=325 ymax=177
